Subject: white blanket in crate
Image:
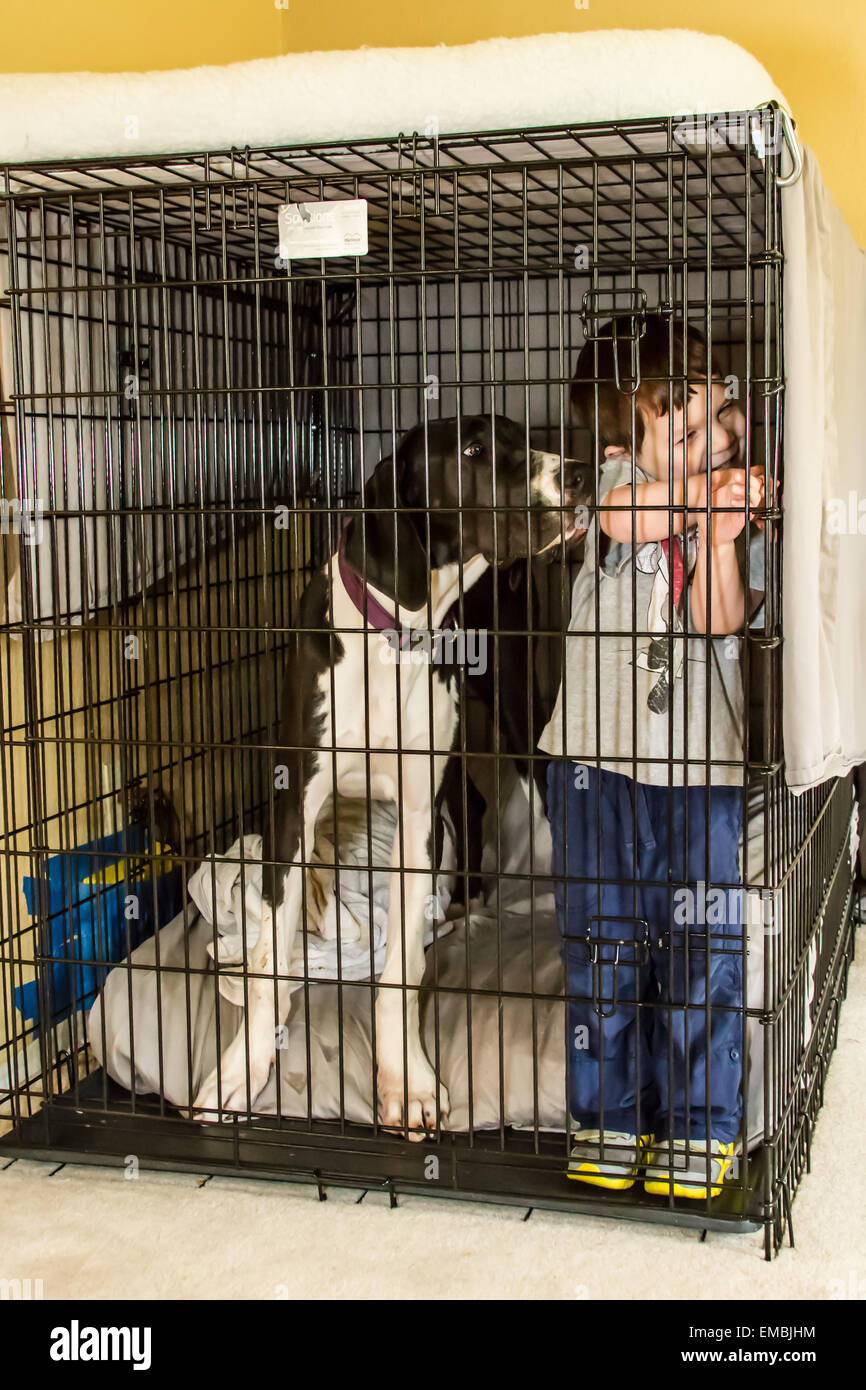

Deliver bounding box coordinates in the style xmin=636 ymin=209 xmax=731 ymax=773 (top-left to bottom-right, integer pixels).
xmin=89 ymin=781 xmax=786 ymax=1146
xmin=185 ymin=800 xmax=454 ymax=1006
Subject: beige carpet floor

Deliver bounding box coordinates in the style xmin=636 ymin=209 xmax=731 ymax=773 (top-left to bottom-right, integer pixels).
xmin=2 ymin=954 xmax=863 ymax=1301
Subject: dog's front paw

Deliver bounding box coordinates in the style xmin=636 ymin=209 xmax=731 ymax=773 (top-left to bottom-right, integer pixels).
xmin=191 ymin=1036 xmax=274 ymax=1122
xmin=376 ymin=1054 xmax=450 ymax=1142
xmin=445 ymin=893 xmax=486 ymax=922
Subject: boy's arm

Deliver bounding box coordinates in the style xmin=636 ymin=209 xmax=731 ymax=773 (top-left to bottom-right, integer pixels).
xmin=599 ymin=474 xmax=709 ymax=543
xmin=689 ymin=472 xmax=766 ymax=634
xmin=689 ymin=536 xmax=746 ymax=634
xmin=600 ymin=478 xmax=680 ymax=543
xmin=600 ymin=467 xmax=766 ymax=634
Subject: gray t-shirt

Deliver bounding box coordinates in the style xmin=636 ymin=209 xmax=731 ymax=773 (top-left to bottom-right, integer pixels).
xmin=538 ymin=456 xmax=765 ymax=786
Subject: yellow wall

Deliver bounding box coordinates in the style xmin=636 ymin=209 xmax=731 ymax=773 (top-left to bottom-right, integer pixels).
xmin=3 ymin=2 xmax=864 ymax=236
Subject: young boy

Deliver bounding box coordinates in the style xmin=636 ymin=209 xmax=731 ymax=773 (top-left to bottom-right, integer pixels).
xmin=540 ymin=315 xmax=765 ymax=1198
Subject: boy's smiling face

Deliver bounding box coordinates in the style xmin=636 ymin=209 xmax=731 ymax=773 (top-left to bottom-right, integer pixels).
xmin=605 ymin=380 xmax=745 ymax=481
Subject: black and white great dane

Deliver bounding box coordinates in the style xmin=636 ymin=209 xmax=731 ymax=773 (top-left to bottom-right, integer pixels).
xmin=193 ymin=415 xmax=588 ymax=1138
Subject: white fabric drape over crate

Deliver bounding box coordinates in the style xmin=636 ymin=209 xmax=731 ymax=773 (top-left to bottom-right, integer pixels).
xmin=780 ymin=149 xmax=866 ymax=791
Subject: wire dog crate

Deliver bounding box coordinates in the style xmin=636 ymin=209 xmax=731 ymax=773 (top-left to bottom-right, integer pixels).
xmin=0 ymin=108 xmax=858 ymax=1258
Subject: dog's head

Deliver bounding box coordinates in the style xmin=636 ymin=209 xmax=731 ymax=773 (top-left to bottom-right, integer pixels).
xmin=344 ymin=415 xmax=593 ymax=610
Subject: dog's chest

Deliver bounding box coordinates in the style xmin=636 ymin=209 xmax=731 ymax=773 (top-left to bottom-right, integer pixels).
xmin=325 ymin=629 xmax=456 ymax=747
xmin=313 ymin=571 xmax=462 ymax=802
xmin=316 ymin=632 xmax=455 ymax=803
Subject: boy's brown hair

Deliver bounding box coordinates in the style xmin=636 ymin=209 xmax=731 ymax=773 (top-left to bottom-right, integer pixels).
xmin=571 ymin=314 xmax=718 ymax=453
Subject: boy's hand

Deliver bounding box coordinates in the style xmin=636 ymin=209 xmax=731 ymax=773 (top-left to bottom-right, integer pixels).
xmin=691 ymin=468 xmax=765 ymax=545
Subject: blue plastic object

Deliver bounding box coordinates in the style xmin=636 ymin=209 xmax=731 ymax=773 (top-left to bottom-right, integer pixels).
xmin=16 ymin=823 xmax=184 ymax=1026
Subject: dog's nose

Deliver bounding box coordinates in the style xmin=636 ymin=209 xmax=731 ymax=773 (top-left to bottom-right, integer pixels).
xmin=560 ymin=458 xmax=594 ymax=506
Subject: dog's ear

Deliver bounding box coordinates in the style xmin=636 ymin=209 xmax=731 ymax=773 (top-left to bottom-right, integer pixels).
xmin=344 ymin=437 xmax=429 ymax=611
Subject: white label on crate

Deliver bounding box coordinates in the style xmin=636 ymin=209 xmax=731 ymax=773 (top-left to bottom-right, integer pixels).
xmin=277 ymin=199 xmax=368 ymax=260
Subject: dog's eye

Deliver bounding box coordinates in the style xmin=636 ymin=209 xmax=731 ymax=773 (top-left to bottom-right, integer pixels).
xmin=463 ymin=443 xmax=484 ymax=458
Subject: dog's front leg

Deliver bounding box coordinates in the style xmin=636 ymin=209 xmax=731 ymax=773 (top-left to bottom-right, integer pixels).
xmin=193 ymin=767 xmax=332 ymax=1119
xmin=376 ymin=757 xmax=449 ymax=1140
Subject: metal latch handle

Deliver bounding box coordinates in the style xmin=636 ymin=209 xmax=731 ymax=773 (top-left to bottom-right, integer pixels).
xmin=581 ymin=916 xmax=650 ymax=1019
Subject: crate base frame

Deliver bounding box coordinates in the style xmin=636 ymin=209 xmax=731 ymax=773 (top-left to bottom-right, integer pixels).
xmin=2 ymin=891 xmax=855 ymax=1260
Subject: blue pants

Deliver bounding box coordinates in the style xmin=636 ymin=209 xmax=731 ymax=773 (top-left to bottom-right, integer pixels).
xmin=547 ymin=763 xmax=744 ymax=1144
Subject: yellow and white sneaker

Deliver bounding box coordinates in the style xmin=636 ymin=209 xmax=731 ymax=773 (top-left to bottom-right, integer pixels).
xmin=643 ymin=1139 xmax=737 ymax=1199
xmin=567 ymin=1131 xmax=654 ymax=1190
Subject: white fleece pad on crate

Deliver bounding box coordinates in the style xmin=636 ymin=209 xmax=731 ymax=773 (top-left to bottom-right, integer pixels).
xmin=0 ymin=29 xmax=785 ymax=163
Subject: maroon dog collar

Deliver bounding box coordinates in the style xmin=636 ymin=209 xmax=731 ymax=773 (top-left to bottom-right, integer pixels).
xmin=337 ymin=526 xmax=412 ymax=647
